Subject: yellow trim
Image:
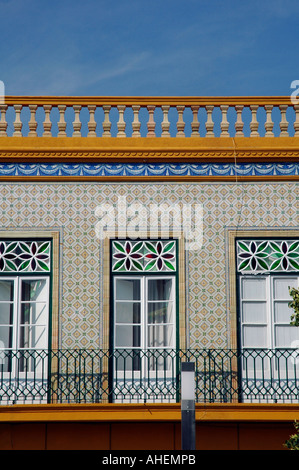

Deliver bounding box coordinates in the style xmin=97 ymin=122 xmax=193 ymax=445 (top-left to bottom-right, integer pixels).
xmin=0 ymin=137 xmax=299 ymax=163
xmin=0 ymin=403 xmax=299 ymax=422
xmin=3 ymin=95 xmax=294 ymax=106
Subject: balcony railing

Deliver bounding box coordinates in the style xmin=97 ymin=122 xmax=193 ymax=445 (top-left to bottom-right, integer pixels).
xmin=0 ymin=348 xmax=299 ymax=405
xmin=0 ymin=96 xmax=298 ymax=138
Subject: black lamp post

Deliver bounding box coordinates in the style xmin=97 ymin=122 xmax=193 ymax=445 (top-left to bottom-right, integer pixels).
xmin=181 ymin=361 xmax=196 ymax=450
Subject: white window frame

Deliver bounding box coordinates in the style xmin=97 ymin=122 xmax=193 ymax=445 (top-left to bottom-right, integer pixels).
xmin=239 ymin=274 xmax=299 ymax=350
xmin=0 ymin=275 xmax=50 ymax=403
xmin=112 ymin=274 xmax=177 ymax=402
xmin=239 ymin=273 xmax=299 ymax=402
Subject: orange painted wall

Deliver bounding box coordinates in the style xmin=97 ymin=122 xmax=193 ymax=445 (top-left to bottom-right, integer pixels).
xmin=0 ymin=421 xmax=294 ymax=450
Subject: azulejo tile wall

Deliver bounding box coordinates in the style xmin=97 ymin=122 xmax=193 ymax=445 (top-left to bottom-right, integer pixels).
xmin=0 ymin=180 xmax=297 ymax=349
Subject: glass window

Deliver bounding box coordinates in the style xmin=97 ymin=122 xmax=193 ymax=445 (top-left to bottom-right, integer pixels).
xmin=239 ymin=275 xmax=299 ymax=350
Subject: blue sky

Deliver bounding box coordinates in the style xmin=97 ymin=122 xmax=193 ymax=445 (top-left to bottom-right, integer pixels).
xmin=0 ymin=0 xmax=298 ymax=96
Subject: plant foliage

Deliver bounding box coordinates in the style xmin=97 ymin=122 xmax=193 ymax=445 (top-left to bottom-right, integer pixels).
xmin=289 ymin=287 xmax=299 ymax=326
xmin=284 ymin=421 xmax=299 ymax=450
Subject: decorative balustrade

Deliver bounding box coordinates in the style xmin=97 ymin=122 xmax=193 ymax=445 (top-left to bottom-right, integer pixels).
xmin=0 ymin=97 xmax=298 ymax=138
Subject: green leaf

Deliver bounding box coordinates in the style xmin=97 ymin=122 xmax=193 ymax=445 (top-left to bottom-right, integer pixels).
xmin=289 ymin=259 xmax=299 ymax=270
xmin=163 ymin=241 xmax=175 ymax=253
xmin=145 ymin=259 xmax=156 ymax=271
xmin=238 ymin=241 xmax=250 ymax=252
xmin=37 ymin=260 xmax=49 ymax=272
xmin=269 ymin=242 xmax=281 ymax=252
xmin=18 ymin=260 xmax=30 ymax=271
xmin=289 ymin=241 xmax=299 ymax=253
xmin=113 ymin=241 xmax=125 ymax=253
xmin=257 ymin=259 xmax=268 ymax=270
xmin=270 ymin=258 xmax=282 ymax=271
xmin=256 ymin=252 xmax=268 ymax=258
xmin=271 ymin=252 xmax=283 ymax=259
xmin=131 ymin=241 xmax=143 ymax=253
xmin=238 ymin=259 xmax=251 ymax=271
xmin=37 ymin=242 xmax=50 ymax=254
xmin=5 ymin=260 xmax=17 ymax=271
xmin=256 ymin=241 xmax=268 ymax=253
xmin=5 ymin=242 xmax=18 ymax=253
xmin=164 ymin=260 xmax=175 ymax=271
xmin=145 ymin=242 xmax=157 ymax=254
xmin=113 ymin=259 xmax=125 ymax=271
xmin=132 ymin=260 xmax=143 ymax=271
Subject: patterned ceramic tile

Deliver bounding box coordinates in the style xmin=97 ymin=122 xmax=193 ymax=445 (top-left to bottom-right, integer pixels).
xmin=0 ymin=181 xmax=297 ymax=349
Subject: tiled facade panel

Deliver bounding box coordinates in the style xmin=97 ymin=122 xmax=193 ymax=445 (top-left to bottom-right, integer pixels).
xmin=0 ymin=181 xmax=297 ymax=349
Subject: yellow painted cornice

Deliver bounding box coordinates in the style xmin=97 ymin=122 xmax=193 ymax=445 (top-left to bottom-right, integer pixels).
xmin=3 ymin=96 xmax=294 ymax=106
xmin=1 ymin=403 xmax=299 ymax=423
xmin=0 ymin=137 xmax=299 ymax=163
xmin=0 ymin=136 xmax=298 ymax=181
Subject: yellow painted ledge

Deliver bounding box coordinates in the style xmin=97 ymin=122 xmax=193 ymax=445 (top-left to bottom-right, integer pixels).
xmin=0 ymin=137 xmax=299 ymax=163
xmin=1 ymin=403 xmax=299 ymax=423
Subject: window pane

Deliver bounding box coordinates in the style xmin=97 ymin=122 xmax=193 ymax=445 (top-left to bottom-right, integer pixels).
xmin=20 ymin=303 xmax=48 ymax=326
xmin=148 ymin=302 xmax=173 ymax=324
xmin=115 ymin=325 xmax=140 ymax=348
xmin=0 ymin=302 xmax=13 ymax=325
xmin=148 ymin=325 xmax=173 ymax=348
xmin=273 ymin=278 xmax=298 ymax=300
xmin=243 ymin=326 xmax=267 ymax=348
xmin=275 ymin=326 xmax=299 ymax=348
xmin=0 ymin=325 xmax=12 ymax=349
xmin=0 ymin=280 xmax=13 ymax=301
xmin=148 ymin=279 xmax=173 ymax=301
xmin=274 ymin=301 xmax=294 ymax=323
xmin=241 ymin=278 xmax=266 ymax=300
xmin=19 ymin=325 xmax=47 ymax=349
xmin=115 ymin=302 xmax=141 ymax=324
xmin=242 ymin=302 xmax=267 ymax=323
xmin=21 ymin=279 xmax=47 ymax=302
xmin=115 ymin=279 xmax=140 ymax=301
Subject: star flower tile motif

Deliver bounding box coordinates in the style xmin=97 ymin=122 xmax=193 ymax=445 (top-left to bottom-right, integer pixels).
xmin=112 ymin=240 xmax=176 ymax=272
xmin=237 ymin=239 xmax=299 ymax=272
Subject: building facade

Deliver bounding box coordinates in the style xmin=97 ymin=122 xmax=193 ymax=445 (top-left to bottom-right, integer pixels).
xmin=0 ymin=96 xmax=298 ymax=450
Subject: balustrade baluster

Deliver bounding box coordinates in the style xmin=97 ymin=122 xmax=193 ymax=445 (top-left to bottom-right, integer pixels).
xmin=0 ymin=98 xmax=295 ymax=140
xmin=73 ymin=105 xmax=82 ymax=136
xmin=13 ymin=104 xmax=22 ymax=136
xmin=279 ymin=105 xmax=289 ymax=136
xmin=294 ymin=105 xmax=299 ymax=136
xmin=132 ymin=105 xmax=141 ymax=137
xmin=161 ymin=105 xmax=170 ymax=137
xmin=147 ymin=105 xmax=156 ymax=137
xmin=43 ymin=105 xmax=52 ymax=136
xmin=0 ymin=104 xmax=8 ymax=136
xmin=220 ymin=105 xmax=229 ymax=137
xmin=87 ymin=105 xmax=97 ymax=137
xmin=57 ymin=105 xmax=67 ymax=137
xmin=265 ymin=105 xmax=274 ymax=137
xmin=117 ymin=105 xmax=126 ymax=137
xmin=235 ymin=105 xmax=244 ymax=136
xmin=250 ymin=105 xmax=259 ymax=137
xmin=28 ymin=105 xmax=38 ymax=137
xmin=205 ymin=105 xmax=214 ymax=137
xmin=176 ymin=105 xmax=185 ymax=137
xmin=191 ymin=105 xmax=200 ymax=137
xmin=102 ymin=105 xmax=111 ymax=137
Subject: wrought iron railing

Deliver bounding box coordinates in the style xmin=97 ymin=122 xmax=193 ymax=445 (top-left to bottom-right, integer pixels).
xmin=0 ymin=348 xmax=298 ymax=405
